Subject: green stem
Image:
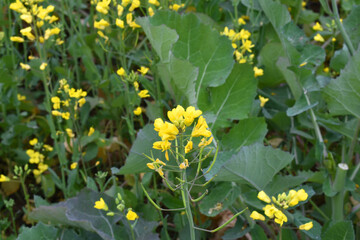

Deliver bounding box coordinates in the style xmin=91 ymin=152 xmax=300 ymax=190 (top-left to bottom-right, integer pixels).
xmin=181 ymin=171 xmax=196 ymax=240
xmin=9 ymin=206 xmax=17 ymax=236
xmin=309 ymin=199 xmax=330 ymax=221
xmin=347 ymin=119 xmax=360 ymax=164
xmin=331 ymin=163 xmax=348 ymax=221
xmin=20 ymin=175 xmax=30 ymax=213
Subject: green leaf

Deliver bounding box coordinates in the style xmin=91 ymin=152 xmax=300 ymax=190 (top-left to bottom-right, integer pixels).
xmin=201 ymin=63 xmax=257 ymax=130
xmin=199 ymin=182 xmax=240 ymax=217
xmin=18 ymin=222 xmax=58 ymax=240
xmin=323 ymin=49 xmax=360 ymax=117
xmin=205 ymin=144 xmax=293 ymax=190
xmin=138 ymin=11 xmax=234 ymax=105
xmin=221 ymin=117 xmax=267 ymax=151
xmin=286 ymin=94 xmax=318 ymax=117
xmin=277 ymin=57 xmax=302 ymax=99
xmin=343 ymin=6 xmax=360 ymax=49
xmin=119 ymin=124 xmax=163 ymax=174
xmin=264 ymin=172 xmax=312 ymax=196
xmin=330 ymin=47 xmax=351 ymax=72
xmin=293 ymin=211 xmax=322 ymax=239
xmin=322 ymin=221 xmax=355 ymax=240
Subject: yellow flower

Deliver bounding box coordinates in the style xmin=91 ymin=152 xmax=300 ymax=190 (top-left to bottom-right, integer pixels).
xmin=299 ymin=221 xmax=313 ymax=231
xmin=191 ymin=116 xmax=211 ymax=138
xmin=170 ymin=3 xmax=185 ymax=11
xmin=129 ymin=0 xmax=140 ymax=12
xmin=148 ymin=7 xmax=155 ymax=17
xmin=61 ymin=112 xmax=70 ymax=120
xmin=156 ymin=121 xmax=179 ymax=141
xmin=33 ymin=163 xmax=49 ymax=176
xmin=332 ymin=37 xmax=336 ymax=42
xmin=66 ymin=128 xmax=75 ymax=138
xmin=126 ymin=209 xmax=139 ymax=220
xmin=133 ymin=107 xmax=142 ymax=115
xmin=96 ymin=0 xmax=111 ymax=15
xmin=259 ymin=95 xmax=269 ymax=108
xmin=238 ymin=29 xmax=251 ymax=40
xmin=153 ymin=140 xmax=171 ymax=160
xmin=314 ymin=33 xmax=324 ymax=42
xmin=198 ymin=137 xmax=213 ymax=148
xmin=116 ymin=18 xmax=125 ymax=29
xmin=49 ymin=16 xmax=59 ymax=24
xmin=185 ymin=141 xmax=193 ymax=153
xmin=94 ymin=197 xmax=108 ymax=211
xmin=253 ymin=67 xmax=264 ymax=78
xmin=17 ymin=94 xmax=26 ymax=101
xmin=167 ymin=105 xmax=185 ymax=128
xmin=147 ymin=159 xmax=166 ymax=176
xmin=20 ymin=62 xmax=31 ymax=71
xmin=137 ymin=66 xmax=149 ymax=75
xmin=78 ymin=98 xmax=86 ymax=107
xmin=52 ymin=110 xmax=62 ymax=117
xmin=263 ymin=204 xmax=278 ymax=218
xmin=299 ymin=62 xmax=307 ymax=67
xmin=88 ymin=127 xmax=95 ymax=136
xmin=43 ymin=144 xmax=53 ymax=151
xmin=296 ymin=189 xmax=308 ymax=201
xmin=20 ymin=13 xmax=32 ymax=24
xmin=133 ymin=81 xmax=139 ymax=91
xmin=138 ymin=90 xmax=150 ymax=98
xmin=10 ymin=36 xmax=24 ymax=42
xmin=183 ymin=106 xmax=202 ymax=126
xmin=51 ymin=96 xmax=61 ymax=109
xmin=121 ymin=0 xmax=132 ymax=7
xmin=29 ymin=138 xmax=38 ymax=146
xmin=240 ymin=39 xmax=254 ymax=53
xmin=9 ymin=0 xmax=27 ymax=14
xmin=250 ymin=211 xmax=265 ymax=221
xmin=117 ymin=5 xmax=124 ymax=16
xmin=20 ymin=27 xmax=35 ymax=41
xmin=258 ymin=190 xmax=271 ymax=203
xmin=40 ymin=62 xmax=48 ymax=71
xmin=0 ymin=174 xmax=10 ymax=182
xmin=149 ymin=0 xmax=160 ymax=6
xmin=44 ymin=27 xmax=61 ymax=40
xmin=117 ymin=67 xmax=126 ymax=76
xmin=274 ymin=210 xmax=287 ymax=226
xmin=323 ymin=67 xmax=329 ymax=73
xmin=179 ymin=159 xmax=189 ymax=169
xmin=70 ymin=162 xmax=78 ymax=169
xmin=238 ymin=17 xmax=246 ymax=25
xmin=94 ymin=19 xmax=110 ymax=30
xmin=312 ymin=22 xmax=323 ymax=31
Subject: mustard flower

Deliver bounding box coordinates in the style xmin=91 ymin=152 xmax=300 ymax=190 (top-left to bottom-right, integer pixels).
xmin=117 ymin=5 xmax=124 ymax=16
xmin=0 ymin=174 xmax=10 ymax=182
xmin=17 ymin=94 xmax=26 ymax=101
xmin=191 ymin=116 xmax=211 ymax=138
xmin=259 ymin=95 xmax=269 ymax=108
xmin=94 ymin=19 xmax=110 ymax=30
xmin=40 ymin=62 xmax=48 ymax=71
xmin=167 ymin=105 xmax=185 ymax=128
xmin=51 ymin=96 xmax=61 ymax=109
xmin=323 ymin=67 xmax=330 ymax=73
xmin=10 ymin=36 xmax=24 ymax=42
xmin=117 ymin=67 xmax=126 ymax=76
xmin=70 ymin=162 xmax=78 ymax=169
xmin=138 ymin=90 xmax=150 ymax=98
xmin=121 ymin=0 xmax=131 ymax=7
xmin=88 ymin=127 xmax=95 ymax=136
xmin=133 ymin=107 xmax=142 ymax=116
xmin=149 ymin=0 xmax=160 ymax=6
xmin=29 ymin=138 xmax=38 ymax=146
xmin=66 ymin=128 xmax=75 ymax=138
xmin=185 ymin=141 xmax=193 ymax=153
xmin=179 ymin=159 xmax=189 ymax=169
xmin=96 ymin=0 xmax=111 ymax=15
xmin=126 ymin=209 xmax=139 ymax=220
xmin=153 ymin=140 xmax=171 ymax=160
xmin=20 ymin=63 xmax=31 ymax=70
xmin=238 ymin=17 xmax=246 ymax=25
xmin=312 ymin=22 xmax=323 ymax=31
xmin=250 ymin=211 xmax=265 ymax=221
xmin=20 ymin=27 xmax=35 ymax=41
xmin=44 ymin=27 xmax=61 ymax=40
xmin=198 ymin=137 xmax=213 ymax=148
xmin=314 ymin=33 xmax=324 ymax=42
xmin=156 ymin=121 xmax=179 ymax=141
xmin=183 ymin=106 xmax=202 ymax=126
xmin=258 ymin=190 xmax=271 ymax=203
xmin=239 ymin=29 xmax=251 ymax=40
xmin=274 ymin=210 xmax=287 ymax=226
xmin=137 ymin=66 xmax=149 ymax=75
xmin=240 ymin=39 xmax=254 ymax=53
xmin=116 ymin=18 xmax=125 ymax=29
xmin=129 ymin=0 xmax=140 ymax=12
xmin=147 ymin=158 xmax=166 ymax=177
xmin=9 ymin=0 xmax=27 ymax=14
xmin=94 ymin=197 xmax=108 ymax=211
xmin=33 ymin=163 xmax=49 ymax=176
xmin=78 ymin=98 xmax=86 ymax=107
xmin=253 ymin=67 xmax=263 ymax=78
xmin=43 ymin=144 xmax=53 ymax=151
xmin=170 ymin=3 xmax=185 ymax=11
xmin=133 ymin=81 xmax=139 ymax=91
xmin=61 ymin=112 xmax=70 ymax=120
xmin=52 ymin=110 xmax=62 ymax=117
xmin=299 ymin=221 xmax=313 ymax=231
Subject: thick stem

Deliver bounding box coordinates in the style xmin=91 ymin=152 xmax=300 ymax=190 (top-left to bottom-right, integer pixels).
xmin=331 ymin=163 xmax=348 ymax=221
xmin=181 ymin=171 xmax=196 ymax=240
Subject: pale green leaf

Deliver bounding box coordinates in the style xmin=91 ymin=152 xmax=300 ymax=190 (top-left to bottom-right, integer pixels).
xmin=18 ymin=222 xmax=58 ymax=240
xmin=322 ymin=221 xmax=355 ymax=240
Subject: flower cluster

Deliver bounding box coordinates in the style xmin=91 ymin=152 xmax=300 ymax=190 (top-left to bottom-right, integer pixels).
xmin=25 ymin=138 xmax=53 ymax=179
xmin=10 ymin=0 xmax=63 ymax=46
xmin=94 ymin=193 xmax=139 ymax=221
xmin=250 ymin=189 xmax=313 ymax=230
xmin=312 ymin=20 xmax=339 ymax=43
xmin=51 ymin=79 xmax=87 ymax=124
xmin=148 ymin=105 xmax=213 ymax=176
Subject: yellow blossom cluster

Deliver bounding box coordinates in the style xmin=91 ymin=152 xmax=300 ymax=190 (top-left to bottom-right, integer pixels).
xmin=312 ymin=20 xmax=339 ymax=43
xmin=10 ymin=0 xmax=63 ymax=45
xmin=148 ymin=105 xmax=212 ymax=175
xmin=250 ymin=189 xmax=312 ymax=230
xmin=51 ymin=79 xmax=87 ymax=120
xmin=25 ymin=138 xmax=52 ymax=178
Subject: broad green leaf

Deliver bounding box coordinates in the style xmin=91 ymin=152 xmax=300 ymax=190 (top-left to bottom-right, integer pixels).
xmin=264 ymin=172 xmax=312 ymax=196
xmin=322 ymin=221 xmax=355 ymax=240
xmin=205 ymin=144 xmax=293 ymax=190
xmin=330 ymin=46 xmax=351 ymax=72
xmin=202 ymin=63 xmax=257 ymax=130
xmin=343 ymin=6 xmax=360 ymax=49
xmin=323 ymin=49 xmax=360 ymax=118
xmin=199 ymin=182 xmax=241 ymax=217
xmin=221 ymin=117 xmax=267 ymax=151
xmin=30 ymin=189 xmax=124 ymax=240
xmin=277 ymin=57 xmax=302 ymax=99
xmin=18 ymin=222 xmax=58 ymax=240
xmin=257 ymin=0 xmax=291 ymax=29
xmin=138 ymin=11 xmax=234 ymax=105
xmin=119 ymin=124 xmax=163 ymax=174
xmin=286 ymin=94 xmax=318 ymax=117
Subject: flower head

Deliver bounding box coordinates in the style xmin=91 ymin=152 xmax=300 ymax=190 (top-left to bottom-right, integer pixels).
xmin=126 ymin=209 xmax=139 ymax=220
xmin=314 ymin=33 xmax=324 ymax=42
xmin=0 ymin=174 xmax=10 ymax=182
xmin=258 ymin=191 xmax=271 ymax=203
xmin=259 ymin=95 xmax=269 ymax=107
xmin=94 ymin=197 xmax=108 ymax=211
xmin=299 ymin=221 xmax=313 ymax=231
xmin=250 ymin=211 xmax=265 ymax=221
xmin=138 ymin=90 xmax=150 ymax=98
